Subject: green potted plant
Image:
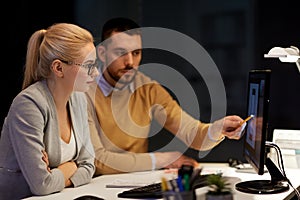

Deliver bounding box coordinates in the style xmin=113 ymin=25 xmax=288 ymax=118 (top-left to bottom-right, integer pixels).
xmin=205 ymin=174 xmax=233 ymax=200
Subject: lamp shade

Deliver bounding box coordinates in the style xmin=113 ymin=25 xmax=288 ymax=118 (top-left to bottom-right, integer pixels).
xmin=264 ymin=46 xmax=300 ymax=72
xmin=264 ymin=46 xmax=300 ymax=62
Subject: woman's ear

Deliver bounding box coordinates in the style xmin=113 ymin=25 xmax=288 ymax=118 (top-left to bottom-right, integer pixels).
xmin=51 ymin=60 xmax=64 ymax=78
xmin=97 ymin=45 xmax=106 ymax=63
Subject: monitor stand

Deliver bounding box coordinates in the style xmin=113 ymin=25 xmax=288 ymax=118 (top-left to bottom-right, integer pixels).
xmin=235 ymin=157 xmax=289 ymax=194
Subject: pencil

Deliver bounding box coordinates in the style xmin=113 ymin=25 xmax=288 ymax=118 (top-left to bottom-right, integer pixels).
xmin=161 ymin=177 xmax=169 ymax=191
xmin=240 ymin=114 xmax=254 ymax=126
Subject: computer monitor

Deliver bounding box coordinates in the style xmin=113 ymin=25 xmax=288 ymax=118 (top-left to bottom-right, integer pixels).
xmin=235 ymin=69 xmax=289 ymax=194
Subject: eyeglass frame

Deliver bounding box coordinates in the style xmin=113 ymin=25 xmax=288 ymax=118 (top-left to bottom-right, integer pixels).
xmin=59 ymin=59 xmax=98 ymax=75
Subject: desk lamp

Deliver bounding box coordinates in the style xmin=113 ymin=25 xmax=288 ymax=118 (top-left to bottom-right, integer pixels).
xmin=264 ymin=46 xmax=300 ymax=72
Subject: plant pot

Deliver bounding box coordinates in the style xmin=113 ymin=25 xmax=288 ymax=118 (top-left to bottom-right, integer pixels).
xmin=205 ymin=193 xmax=233 ymax=200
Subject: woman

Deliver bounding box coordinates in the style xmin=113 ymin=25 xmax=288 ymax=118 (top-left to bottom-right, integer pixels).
xmin=0 ymin=23 xmax=98 ymax=199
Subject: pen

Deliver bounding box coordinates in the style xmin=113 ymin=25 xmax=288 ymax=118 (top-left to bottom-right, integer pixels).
xmin=240 ymin=114 xmax=254 ymax=126
xmin=183 ymin=174 xmax=190 ymax=191
xmin=170 ymin=178 xmax=180 ymax=192
xmin=176 ymin=175 xmax=184 ymax=192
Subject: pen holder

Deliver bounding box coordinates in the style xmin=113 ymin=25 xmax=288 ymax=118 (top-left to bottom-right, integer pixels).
xmin=162 ymin=190 xmax=194 ymax=200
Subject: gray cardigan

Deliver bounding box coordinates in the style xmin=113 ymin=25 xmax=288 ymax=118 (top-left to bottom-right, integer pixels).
xmin=0 ymin=80 xmax=95 ymax=199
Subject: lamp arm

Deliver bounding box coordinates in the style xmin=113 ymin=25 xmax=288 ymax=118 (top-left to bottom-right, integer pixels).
xmin=296 ymin=60 xmax=300 ymax=73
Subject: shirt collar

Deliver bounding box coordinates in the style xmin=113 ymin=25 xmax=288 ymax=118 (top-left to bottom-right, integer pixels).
xmin=98 ymin=75 xmax=135 ymax=97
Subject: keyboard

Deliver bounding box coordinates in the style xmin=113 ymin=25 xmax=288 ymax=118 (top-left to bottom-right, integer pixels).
xmin=117 ymin=181 xmax=163 ymax=199
xmin=117 ymin=174 xmax=211 ymax=199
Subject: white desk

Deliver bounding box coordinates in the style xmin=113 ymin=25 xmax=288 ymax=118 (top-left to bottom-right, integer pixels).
xmin=23 ymin=163 xmax=300 ymax=200
xmin=197 ymin=163 xmax=300 ymax=200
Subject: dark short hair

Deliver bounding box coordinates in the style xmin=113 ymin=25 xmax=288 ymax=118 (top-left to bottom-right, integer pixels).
xmin=101 ymin=17 xmax=141 ymax=42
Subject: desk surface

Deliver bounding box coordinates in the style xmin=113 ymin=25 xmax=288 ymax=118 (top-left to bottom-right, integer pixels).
xmin=23 ymin=163 xmax=300 ymax=200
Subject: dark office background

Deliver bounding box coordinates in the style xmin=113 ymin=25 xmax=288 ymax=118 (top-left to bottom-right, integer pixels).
xmin=2 ymin=0 xmax=299 ymax=163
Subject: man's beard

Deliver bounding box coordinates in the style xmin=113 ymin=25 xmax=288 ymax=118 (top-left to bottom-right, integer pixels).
xmin=107 ymin=66 xmax=137 ymax=86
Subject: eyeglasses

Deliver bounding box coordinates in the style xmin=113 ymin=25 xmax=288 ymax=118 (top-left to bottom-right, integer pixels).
xmin=60 ymin=59 xmax=98 ymax=75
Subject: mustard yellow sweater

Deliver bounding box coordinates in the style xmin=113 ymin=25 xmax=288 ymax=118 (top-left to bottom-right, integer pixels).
xmin=86 ymin=72 xmax=219 ymax=175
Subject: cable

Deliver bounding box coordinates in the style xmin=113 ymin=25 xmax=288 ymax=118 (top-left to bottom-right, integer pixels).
xmin=265 ymin=141 xmax=286 ymax=176
xmin=265 ymin=141 xmax=300 ymax=199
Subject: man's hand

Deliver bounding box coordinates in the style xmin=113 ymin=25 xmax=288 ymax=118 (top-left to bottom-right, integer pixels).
xmin=209 ymin=115 xmax=245 ymax=141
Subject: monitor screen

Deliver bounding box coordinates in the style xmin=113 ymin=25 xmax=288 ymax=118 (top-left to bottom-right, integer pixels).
xmin=235 ymin=69 xmax=289 ymax=194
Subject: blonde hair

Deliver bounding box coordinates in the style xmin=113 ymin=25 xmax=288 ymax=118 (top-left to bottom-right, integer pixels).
xmin=22 ymin=23 xmax=94 ymax=89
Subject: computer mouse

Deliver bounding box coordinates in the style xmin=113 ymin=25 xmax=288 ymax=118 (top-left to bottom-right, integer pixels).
xmin=73 ymin=195 xmax=104 ymax=200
